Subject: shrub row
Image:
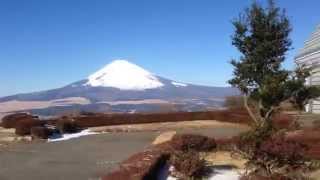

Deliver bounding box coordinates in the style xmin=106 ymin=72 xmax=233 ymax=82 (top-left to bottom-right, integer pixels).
xmin=285 ymin=129 xmax=320 ymax=160
xmin=73 ymin=109 xmax=251 ymax=128
xmin=30 ymin=126 xmax=53 ymax=139
xmin=4 ymin=109 xmax=251 ymax=137
xmin=1 ymin=113 xmax=39 ymax=129
xmin=102 ymin=144 xmax=170 ymax=180
xmin=56 ymin=117 xmax=79 ymax=134
xmin=103 ymin=134 xmax=218 ymax=180
xmin=15 ymin=119 xmax=45 ymax=136
xmin=3 ymin=109 xmax=294 ymax=137
xmin=272 ymin=114 xmax=297 ymax=130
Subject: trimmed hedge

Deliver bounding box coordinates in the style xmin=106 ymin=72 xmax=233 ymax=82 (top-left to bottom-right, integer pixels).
xmin=15 ymin=119 xmax=45 ymax=136
xmin=1 ymin=113 xmax=39 ymax=129
xmin=73 ymin=109 xmax=252 ymax=128
xmin=103 ymin=134 xmax=218 ymax=180
xmin=56 ymin=117 xmax=79 ymax=134
xmin=102 ymin=144 xmax=170 ymax=180
xmin=31 ymin=126 xmax=52 ymax=139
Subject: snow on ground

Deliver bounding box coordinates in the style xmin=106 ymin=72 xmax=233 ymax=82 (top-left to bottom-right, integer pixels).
xmin=171 ymin=81 xmax=188 ymax=87
xmin=208 ymin=169 xmax=241 ymax=180
xmin=48 ymin=129 xmax=98 ymax=142
xmin=161 ymin=166 xmax=241 ymax=180
xmin=86 ymin=60 xmax=164 ymax=90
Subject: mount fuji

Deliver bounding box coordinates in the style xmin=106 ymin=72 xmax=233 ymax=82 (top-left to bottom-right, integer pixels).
xmin=0 ymin=60 xmax=239 ymax=117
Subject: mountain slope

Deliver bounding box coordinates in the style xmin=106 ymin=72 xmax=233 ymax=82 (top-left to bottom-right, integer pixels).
xmin=0 ymin=60 xmax=239 ymax=116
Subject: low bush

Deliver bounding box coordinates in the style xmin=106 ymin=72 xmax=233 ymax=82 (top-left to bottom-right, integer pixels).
xmin=1 ymin=113 xmax=38 ymax=129
xmin=257 ymin=135 xmax=308 ymax=171
xmin=272 ymin=114 xmax=296 ymax=130
xmin=102 ymin=144 xmax=170 ymax=180
xmin=312 ymin=120 xmax=320 ymax=129
xmin=169 ymin=150 xmax=207 ymax=179
xmin=15 ymin=119 xmax=45 ymax=136
xmin=170 ymin=134 xmax=216 ymax=152
xmin=286 ymin=130 xmax=320 ymax=145
xmin=285 ymin=129 xmax=320 ymax=160
xmin=56 ymin=117 xmax=79 ymax=134
xmin=236 ymin=131 xmax=309 ymax=178
xmin=30 ymin=126 xmax=52 ymax=139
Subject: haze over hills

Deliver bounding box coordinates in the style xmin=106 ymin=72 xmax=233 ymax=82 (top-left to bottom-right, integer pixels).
xmin=0 ymin=60 xmax=239 ymax=117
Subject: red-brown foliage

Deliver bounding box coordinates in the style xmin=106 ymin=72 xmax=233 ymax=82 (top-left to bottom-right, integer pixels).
xmin=102 ymin=144 xmax=170 ymax=180
xmin=103 ymin=133 xmax=217 ymax=180
xmin=73 ymin=109 xmax=251 ymax=128
xmin=256 ymin=135 xmax=308 ymax=167
xmin=30 ymin=126 xmax=52 ymax=139
xmin=272 ymin=114 xmax=295 ymax=130
xmin=236 ymin=130 xmax=309 ymax=178
xmin=170 ymin=134 xmax=216 ymax=152
xmin=169 ymin=150 xmax=206 ymax=179
xmin=56 ymin=117 xmax=79 ymax=133
xmin=1 ymin=113 xmax=39 ymax=129
xmin=15 ymin=119 xmax=45 ymax=136
xmin=312 ymin=120 xmax=320 ymax=129
xmin=286 ymin=129 xmax=320 ymax=160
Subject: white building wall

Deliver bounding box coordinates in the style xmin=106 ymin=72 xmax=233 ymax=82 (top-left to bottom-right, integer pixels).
xmin=295 ymin=25 xmax=320 ymax=113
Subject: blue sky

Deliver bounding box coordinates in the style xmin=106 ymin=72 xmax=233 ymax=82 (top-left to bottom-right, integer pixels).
xmin=0 ymin=0 xmax=319 ymax=96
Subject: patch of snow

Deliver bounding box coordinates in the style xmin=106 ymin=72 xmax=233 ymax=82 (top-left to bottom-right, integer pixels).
xmin=209 ymin=169 xmax=241 ymax=180
xmin=171 ymin=81 xmax=188 ymax=87
xmin=48 ymin=129 xmax=98 ymax=142
xmin=86 ymin=60 xmax=164 ymax=90
xmin=162 ymin=166 xmax=241 ymax=180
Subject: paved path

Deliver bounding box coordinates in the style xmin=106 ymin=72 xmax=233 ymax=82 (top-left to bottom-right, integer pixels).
xmin=0 ymin=132 xmax=158 ymax=180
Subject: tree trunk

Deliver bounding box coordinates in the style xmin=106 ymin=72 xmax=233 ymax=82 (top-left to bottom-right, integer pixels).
xmin=243 ymin=95 xmax=259 ymax=125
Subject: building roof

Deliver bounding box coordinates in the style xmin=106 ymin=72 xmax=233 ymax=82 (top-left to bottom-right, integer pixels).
xmin=295 ymin=25 xmax=320 ymax=59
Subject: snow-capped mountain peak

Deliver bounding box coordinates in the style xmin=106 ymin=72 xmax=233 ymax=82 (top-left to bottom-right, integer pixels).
xmin=86 ymin=60 xmax=164 ymax=90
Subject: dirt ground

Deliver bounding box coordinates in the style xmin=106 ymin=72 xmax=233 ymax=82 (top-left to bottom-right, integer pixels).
xmin=0 ymin=127 xmax=31 ymax=148
xmin=0 ymin=120 xmax=249 ymax=180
